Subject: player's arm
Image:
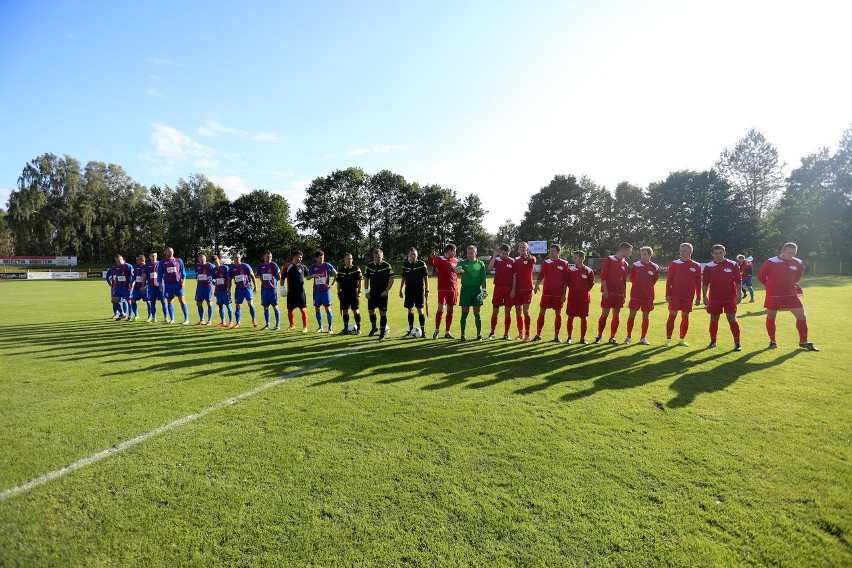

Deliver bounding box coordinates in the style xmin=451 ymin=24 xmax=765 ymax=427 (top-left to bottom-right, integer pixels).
xmin=363 ymin=267 xmax=372 ymax=299
xmin=487 ymin=247 xmax=499 ymax=272
xmin=249 ymin=268 xmax=257 ymax=292
xmin=693 ymin=269 xmax=702 ymax=304
xmin=757 ymin=261 xmax=770 ymax=286
xmin=600 ymin=260 xmax=610 ymax=298
xmin=665 ymin=263 xmax=674 ymax=301
xmin=734 ymin=263 xmax=743 ymax=304
xmin=534 ymin=266 xmax=543 ymax=293
xmin=179 ymin=259 xmax=186 ymax=285
xmin=588 ymin=269 xmax=596 ymax=292
xmin=701 ymin=271 xmax=710 ymax=304
xmin=423 ymin=265 xmax=430 ymax=297
xmin=383 ymin=267 xmax=394 ymax=296
xmin=479 ymin=261 xmax=487 ymax=290
xmin=355 ymin=268 xmax=363 ymax=296
xmin=399 ymin=266 xmax=407 ymax=297
xmin=509 ymin=272 xmax=517 ymax=299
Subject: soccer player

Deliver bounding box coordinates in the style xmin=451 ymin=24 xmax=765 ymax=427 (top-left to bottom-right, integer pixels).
xmin=144 ymin=251 xmax=167 ymax=323
xmin=565 ymin=250 xmax=595 ymax=344
xmin=229 ymin=252 xmax=258 ymax=328
xmin=364 ymin=249 xmax=394 ymax=341
xmin=596 ymin=242 xmax=633 ymax=344
xmin=110 ymin=254 xmax=133 ymax=321
xmin=455 ymin=245 xmax=487 ymax=341
xmin=158 ymin=247 xmax=189 ymax=325
xmin=758 ymin=242 xmax=818 ymax=351
xmin=624 ymin=246 xmax=660 ymax=345
xmin=195 ymin=253 xmax=215 ymax=325
xmin=336 ymin=252 xmax=363 ymax=335
xmin=487 ymin=244 xmax=516 ymax=340
xmin=664 ymin=243 xmax=702 ymax=346
xmin=702 ymin=244 xmax=742 ymax=350
xmin=532 ymin=244 xmax=568 ymax=342
xmin=211 ymin=255 xmax=234 ymax=327
xmin=281 ymin=250 xmax=310 ymax=332
xmin=307 ymin=250 xmax=337 ymax=333
xmin=129 ymin=254 xmax=148 ymax=321
xmin=430 ymin=244 xmax=459 ymax=339
xmin=399 ymin=247 xmax=429 ymax=338
xmin=257 ymin=251 xmax=282 ymax=330
xmin=512 ymin=241 xmax=537 ymax=341
xmin=737 ymin=254 xmax=755 ymax=302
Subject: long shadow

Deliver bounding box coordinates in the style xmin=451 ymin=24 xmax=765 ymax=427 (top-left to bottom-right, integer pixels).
xmin=738 ymin=309 xmax=768 ymax=318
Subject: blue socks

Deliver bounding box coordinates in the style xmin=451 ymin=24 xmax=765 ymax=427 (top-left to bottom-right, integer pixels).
xmin=235 ymin=306 xmax=242 ymax=325
xmin=274 ymin=308 xmax=280 ymax=326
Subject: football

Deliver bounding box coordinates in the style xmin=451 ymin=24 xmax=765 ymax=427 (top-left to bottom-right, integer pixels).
xmin=347 ymin=324 xmax=357 ymax=333
xmin=412 ymin=328 xmax=422 ymax=338
xmin=384 ymin=325 xmax=391 ymax=334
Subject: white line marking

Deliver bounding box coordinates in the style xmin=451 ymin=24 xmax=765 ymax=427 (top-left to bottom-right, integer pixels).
xmin=0 ymin=343 xmax=366 ymax=501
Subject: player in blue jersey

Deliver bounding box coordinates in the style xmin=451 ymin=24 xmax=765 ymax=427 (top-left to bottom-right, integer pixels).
xmin=144 ymin=251 xmax=167 ymax=322
xmin=128 ymin=254 xmax=148 ymax=321
xmin=195 ymin=252 xmax=215 ymax=325
xmin=211 ymin=255 xmax=234 ymax=327
xmin=230 ymin=252 xmax=258 ymax=328
xmin=157 ymin=247 xmax=189 ymax=325
xmin=281 ymin=250 xmax=310 ymax=332
xmin=308 ymin=249 xmax=337 ymax=333
xmin=257 ymin=250 xmax=282 ymax=330
xmin=110 ymin=254 xmax=134 ymax=321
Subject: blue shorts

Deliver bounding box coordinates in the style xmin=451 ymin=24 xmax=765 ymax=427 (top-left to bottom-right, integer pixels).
xmin=131 ymin=288 xmax=146 ymax=302
xmin=195 ymin=286 xmax=213 ymax=302
xmin=112 ymin=288 xmax=131 ymax=300
xmin=235 ymin=287 xmax=254 ymax=304
xmin=261 ymin=288 xmax=279 ymax=306
xmin=313 ymin=290 xmax=332 ymax=308
xmin=164 ymin=282 xmax=184 ymax=299
xmin=215 ymin=291 xmax=232 ymax=306
xmin=742 ymin=278 xmax=753 ymax=286
xmin=147 ymin=287 xmax=163 ymax=302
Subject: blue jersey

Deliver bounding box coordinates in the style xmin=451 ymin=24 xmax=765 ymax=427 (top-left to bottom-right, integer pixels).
xmin=144 ymin=261 xmax=162 ymax=287
xmin=111 ymin=263 xmax=133 ymax=290
xmin=195 ymin=262 xmax=215 ymax=288
xmin=212 ymin=264 xmax=230 ymax=292
xmin=158 ymin=257 xmax=186 ymax=284
xmin=257 ymin=262 xmax=281 ymax=290
xmin=309 ymin=262 xmax=335 ymax=292
xmin=132 ymin=264 xmax=148 ymax=291
xmin=284 ymin=263 xmax=309 ymax=293
xmin=231 ymin=263 xmax=254 ymax=290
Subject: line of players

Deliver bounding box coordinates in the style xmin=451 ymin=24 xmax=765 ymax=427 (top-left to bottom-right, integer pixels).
xmin=106 ymin=240 xmax=818 ymax=351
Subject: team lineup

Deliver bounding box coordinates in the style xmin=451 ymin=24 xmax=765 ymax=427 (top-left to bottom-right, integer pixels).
xmin=106 ymin=240 xmax=818 ymax=351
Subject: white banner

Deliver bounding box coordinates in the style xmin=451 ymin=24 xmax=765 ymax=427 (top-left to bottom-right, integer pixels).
xmin=0 ymin=256 xmax=78 ymax=266
xmin=52 ymin=272 xmax=81 ymax=279
xmin=27 ymin=271 xmax=52 ymax=279
xmin=528 ymin=241 xmax=548 ymax=254
xmin=25 ymin=271 xmax=82 ymax=279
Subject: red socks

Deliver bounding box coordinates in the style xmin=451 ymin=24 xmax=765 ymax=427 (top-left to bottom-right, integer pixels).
xmin=641 ymin=318 xmax=649 ymax=338
xmin=580 ymin=318 xmax=587 ymax=339
xmin=524 ymin=314 xmax=531 ymax=336
xmin=796 ymin=319 xmax=808 ymax=343
xmin=436 ymin=312 xmax=443 ymax=329
xmin=709 ymin=320 xmax=719 ymax=342
xmin=610 ymin=317 xmax=620 ymax=339
xmin=288 ymin=311 xmax=294 ymax=327
xmin=504 ymin=316 xmax=511 ymax=335
xmin=490 ymin=316 xmax=498 ymax=335
xmin=446 ymin=312 xmax=454 ymax=331
xmin=554 ymin=315 xmax=562 ymax=335
xmin=597 ymin=315 xmax=606 ymax=337
xmin=536 ymin=314 xmax=545 ymax=336
xmin=766 ymin=318 xmax=776 ymax=341
xmin=626 ymin=316 xmax=635 ymax=337
xmin=730 ymin=322 xmax=740 ymax=343
xmin=567 ymin=317 xmax=574 ymax=338
xmin=679 ymin=314 xmax=689 ymax=339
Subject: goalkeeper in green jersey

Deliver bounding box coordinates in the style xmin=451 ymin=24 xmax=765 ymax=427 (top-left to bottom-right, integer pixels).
xmin=453 ymin=245 xmax=488 ymax=340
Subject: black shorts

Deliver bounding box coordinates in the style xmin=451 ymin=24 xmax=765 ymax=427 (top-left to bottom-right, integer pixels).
xmin=404 ymin=287 xmax=425 ymax=309
xmin=287 ymin=292 xmax=307 ymax=310
xmin=339 ymin=291 xmax=360 ymax=311
xmin=367 ymin=294 xmax=389 ymax=312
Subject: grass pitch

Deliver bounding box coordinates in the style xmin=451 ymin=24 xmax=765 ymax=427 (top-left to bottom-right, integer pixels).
xmin=0 ymin=278 xmax=849 ymax=566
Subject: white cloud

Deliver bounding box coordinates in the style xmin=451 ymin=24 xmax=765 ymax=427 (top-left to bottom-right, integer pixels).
xmin=197 ymin=120 xmax=278 ymax=143
xmin=0 ymin=187 xmax=13 ymax=210
xmin=150 ymin=124 xmax=215 ymax=165
xmin=345 ymin=145 xmax=400 ymax=156
xmin=210 ymin=176 xmax=251 ymax=200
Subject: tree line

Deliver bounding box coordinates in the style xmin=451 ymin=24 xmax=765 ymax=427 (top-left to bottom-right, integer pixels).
xmin=1 ymin=126 xmax=849 ymax=265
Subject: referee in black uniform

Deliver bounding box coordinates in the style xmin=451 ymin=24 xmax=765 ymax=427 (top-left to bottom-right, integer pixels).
xmin=336 ymin=252 xmax=363 ymax=335
xmin=399 ymin=247 xmax=429 ymax=337
xmin=364 ymin=248 xmax=394 ymax=341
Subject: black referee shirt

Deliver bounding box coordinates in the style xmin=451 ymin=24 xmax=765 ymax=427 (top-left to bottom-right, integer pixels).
xmin=364 ymin=261 xmax=393 ymax=294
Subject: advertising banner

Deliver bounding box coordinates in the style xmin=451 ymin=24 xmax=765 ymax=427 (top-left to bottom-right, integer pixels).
xmin=0 ymin=256 xmax=78 ymax=266
xmin=0 ymin=272 xmax=27 ymax=279
xmin=528 ymin=241 xmax=548 ymax=254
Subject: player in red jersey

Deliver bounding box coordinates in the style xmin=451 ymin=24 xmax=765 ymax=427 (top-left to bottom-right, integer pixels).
xmin=430 ymin=244 xmax=459 ymax=339
xmin=757 ymin=242 xmax=818 ymax=351
xmin=532 ymin=244 xmax=569 ymax=342
xmin=702 ymin=244 xmax=742 ymax=350
xmin=596 ymin=242 xmax=633 ymax=344
xmin=665 ymin=243 xmax=702 ymax=346
xmin=624 ymin=246 xmax=660 ymax=345
xmin=736 ymin=254 xmax=755 ymax=302
xmin=487 ymin=244 xmax=517 ymax=340
xmin=512 ymin=241 xmax=537 ymax=341
xmin=565 ymin=250 xmax=595 ymax=344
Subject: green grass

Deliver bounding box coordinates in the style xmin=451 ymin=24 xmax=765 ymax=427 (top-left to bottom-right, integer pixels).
xmin=0 ymin=278 xmax=849 ymax=566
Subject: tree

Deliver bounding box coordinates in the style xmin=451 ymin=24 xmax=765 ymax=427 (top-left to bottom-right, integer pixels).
xmin=606 ymin=182 xmax=649 ymax=248
xmin=0 ymin=209 xmax=14 ymax=255
xmin=517 ymin=175 xmax=586 ymax=248
xmin=452 ymin=193 xmax=489 ymax=250
xmin=226 ymin=190 xmax=299 ymax=263
xmin=366 ymin=170 xmax=411 ymax=260
xmin=495 ymin=219 xmax=519 ymax=249
xmin=163 ymin=174 xmax=229 ymax=259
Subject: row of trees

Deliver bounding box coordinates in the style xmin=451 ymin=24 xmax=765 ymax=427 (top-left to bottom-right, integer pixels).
xmin=1 ymin=126 xmax=849 ymax=264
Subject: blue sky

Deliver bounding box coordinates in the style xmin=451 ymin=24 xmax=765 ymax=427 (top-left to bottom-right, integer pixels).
xmin=1 ymin=0 xmax=850 ymax=230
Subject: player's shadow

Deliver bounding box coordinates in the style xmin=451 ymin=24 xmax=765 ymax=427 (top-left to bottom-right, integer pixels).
xmin=666 ymin=349 xmax=802 ymax=408
xmin=738 ymin=310 xmax=768 ymax=318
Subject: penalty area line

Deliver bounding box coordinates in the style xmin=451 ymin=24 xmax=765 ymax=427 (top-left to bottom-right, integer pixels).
xmin=0 ymin=343 xmax=367 ymax=501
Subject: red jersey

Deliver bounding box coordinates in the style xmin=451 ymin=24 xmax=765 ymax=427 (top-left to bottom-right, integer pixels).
xmin=666 ymin=259 xmax=701 ymax=301
xmin=537 ymin=258 xmax=569 ymax=296
xmin=757 ymin=256 xmax=803 ymax=298
xmin=600 ymin=255 xmax=629 ymax=296
xmin=430 ymin=255 xmax=458 ymax=292
xmin=566 ymin=264 xmax=595 ymax=304
xmin=738 ymin=260 xmax=753 ymax=279
xmin=492 ymin=255 xmax=516 ymax=288
xmin=702 ymin=259 xmax=741 ymax=302
xmin=513 ymin=255 xmax=537 ymax=292
xmin=628 ymin=260 xmax=660 ymax=301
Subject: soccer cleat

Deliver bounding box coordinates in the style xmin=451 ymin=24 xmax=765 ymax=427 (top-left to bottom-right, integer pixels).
xmin=216 ymin=322 xmax=226 ymax=327
xmin=639 ymin=338 xmax=650 ymax=345
xmin=707 ymin=342 xmax=717 ymax=349
xmin=579 ymin=338 xmax=588 ymax=345
xmin=734 ymin=343 xmax=742 ymax=351
xmin=593 ymin=336 xmax=602 ymax=344
xmin=181 ymin=320 xmax=189 ymax=326
xmin=477 ymin=335 xmax=483 ymax=341
xmin=531 ymin=335 xmax=541 ymax=342
xmin=799 ymin=342 xmax=819 ymax=352
xmin=261 ymin=324 xmax=270 ymax=330
xmin=503 ymin=334 xmax=511 ymax=340
xmin=328 ymin=327 xmax=333 ymax=334
xmin=228 ymin=323 xmax=237 ymax=329
xmin=665 ymin=339 xmax=672 ymax=346
xmin=403 ymin=329 xmax=413 ymax=338
xmin=678 ymin=339 xmax=689 ymax=347
xmin=355 ymin=328 xmax=362 ymax=335
xmin=460 ymin=335 xmax=467 ymax=341
xmin=377 ymin=334 xmax=386 ymax=341
xmin=487 ymin=333 xmax=495 ymax=340
xmin=302 ymin=328 xmax=308 ymax=333
xmin=444 ymin=332 xmax=456 ymax=340
xmin=768 ymin=341 xmax=777 ymax=349
xmin=553 ymin=336 xmax=561 ymax=343
xmin=316 ymin=327 xmax=325 ymax=333
xmin=146 ymin=316 xmax=153 ymax=322
xmin=565 ymin=338 xmax=573 ymax=344
xmin=338 ymin=328 xmax=349 ymax=335
xmin=205 ymin=321 xmax=212 ymax=326
xmin=433 ymin=329 xmax=440 ymax=339
xmin=623 ymin=337 xmax=632 ymax=345
xmin=368 ymin=328 xmax=377 ymax=337
xmin=421 ymin=329 xmax=427 ymax=338
xmin=273 ymin=325 xmax=280 ymax=330
xmin=289 ymin=325 xmax=297 ymax=331
xmin=167 ymin=319 xmax=175 ymax=325
xmin=608 ymin=338 xmax=618 ymax=345
xmin=196 ymin=321 xmax=204 ymax=326
xmin=252 ymin=319 xmax=258 ymax=328
xmin=749 ymin=299 xmax=754 ymax=303
xmin=515 ymin=335 xmax=525 ymax=341
xmin=232 ymin=324 xmax=241 ymax=329
xmin=523 ymin=335 xmax=531 ymax=342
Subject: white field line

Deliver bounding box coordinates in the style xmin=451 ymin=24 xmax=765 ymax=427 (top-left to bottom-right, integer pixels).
xmin=0 ymin=344 xmax=367 ymax=501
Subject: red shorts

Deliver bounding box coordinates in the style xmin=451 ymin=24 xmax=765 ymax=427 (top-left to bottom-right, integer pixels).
xmin=667 ymin=297 xmax=695 ymax=313
xmin=539 ymin=294 xmax=565 ymax=310
xmin=566 ymin=302 xmax=590 ymax=317
xmin=706 ymin=300 xmax=738 ymax=315
xmin=764 ymin=295 xmax=803 ymax=311
xmin=514 ymin=289 xmax=533 ymax=306
xmin=628 ymin=298 xmax=655 ymax=312
xmin=491 ymin=286 xmax=513 ymax=307
xmin=601 ymin=293 xmax=625 ymax=309
xmin=437 ymin=290 xmax=458 ymax=306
